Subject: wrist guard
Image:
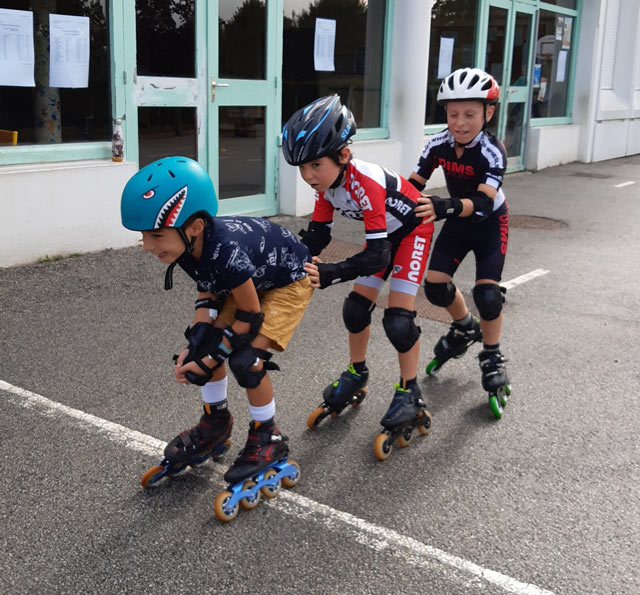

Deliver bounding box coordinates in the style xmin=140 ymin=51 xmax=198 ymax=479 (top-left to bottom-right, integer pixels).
xmin=194 ymin=295 xmax=225 ymax=320
xmin=179 ymin=322 xmax=228 ymax=386
xmin=299 ymin=221 xmax=332 ymax=257
xmin=430 ymin=195 xmax=463 ymax=220
xmin=408 ymin=177 xmax=426 ymax=191
xmin=316 ymin=239 xmax=391 ymax=289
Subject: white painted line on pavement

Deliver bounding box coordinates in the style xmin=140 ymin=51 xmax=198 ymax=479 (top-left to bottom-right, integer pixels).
xmin=1 ymin=379 xmax=556 ymax=595
xmin=501 ymin=268 xmax=550 ymax=291
xmin=614 ymin=181 xmax=635 ymax=188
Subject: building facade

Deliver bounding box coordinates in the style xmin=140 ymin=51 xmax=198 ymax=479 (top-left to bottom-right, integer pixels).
xmin=1 ymin=0 xmax=638 ymax=267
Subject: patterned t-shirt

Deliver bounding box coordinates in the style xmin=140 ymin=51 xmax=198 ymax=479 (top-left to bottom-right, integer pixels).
xmin=178 ymin=217 xmax=311 ymax=294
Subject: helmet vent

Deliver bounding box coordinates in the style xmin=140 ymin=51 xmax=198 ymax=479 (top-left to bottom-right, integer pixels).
xmin=468 ymin=73 xmax=480 ymax=88
xmin=147 ymin=174 xmax=153 ymax=182
xmin=168 ymin=170 xmax=176 ymax=178
xmin=481 ymin=80 xmax=492 ymax=90
xmin=447 ymin=76 xmax=455 ymax=90
xmin=459 ymin=70 xmax=467 ymax=84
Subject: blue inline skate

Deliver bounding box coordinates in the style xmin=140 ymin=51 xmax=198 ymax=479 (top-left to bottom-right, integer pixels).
xmin=141 ymin=404 xmax=233 ymax=488
xmin=478 ymin=348 xmax=512 ymax=419
xmin=213 ymin=421 xmax=300 ymax=522
xmin=425 ymin=316 xmax=482 ymax=376
xmin=307 ymin=364 xmax=368 ymax=429
xmin=374 ymin=383 xmax=432 ymax=461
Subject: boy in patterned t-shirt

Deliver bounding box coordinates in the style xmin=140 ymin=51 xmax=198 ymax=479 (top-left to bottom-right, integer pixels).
xmin=121 ymin=157 xmax=312 ymax=500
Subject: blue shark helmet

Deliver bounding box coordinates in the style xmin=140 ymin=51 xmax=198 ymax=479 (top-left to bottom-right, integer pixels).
xmin=121 ymin=156 xmax=218 ymax=290
xmin=282 ymin=94 xmax=356 ymax=166
xmin=121 ymin=156 xmax=217 ymax=232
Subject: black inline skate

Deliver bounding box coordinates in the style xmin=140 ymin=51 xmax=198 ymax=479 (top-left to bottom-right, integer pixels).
xmin=307 ymin=364 xmax=368 ymax=429
xmin=425 ymin=316 xmax=482 ymax=376
xmin=374 ymin=383 xmax=432 ymax=461
xmin=214 ymin=421 xmax=300 ymax=523
xmin=478 ymin=348 xmax=512 ymax=419
xmin=141 ymin=403 xmax=233 ymax=488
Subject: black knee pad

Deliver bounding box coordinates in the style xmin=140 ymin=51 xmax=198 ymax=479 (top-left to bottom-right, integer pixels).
xmin=382 ymin=308 xmax=421 ymax=353
xmin=342 ymin=291 xmax=376 ymax=334
xmin=228 ymin=344 xmax=280 ymax=389
xmin=424 ymin=281 xmax=456 ymax=307
xmin=472 ymin=284 xmax=503 ymax=321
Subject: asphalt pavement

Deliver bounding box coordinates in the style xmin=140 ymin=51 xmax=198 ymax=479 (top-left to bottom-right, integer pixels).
xmin=1 ymin=155 xmax=639 ymax=595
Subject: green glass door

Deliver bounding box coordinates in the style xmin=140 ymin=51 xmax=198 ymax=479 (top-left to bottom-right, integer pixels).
xmin=481 ymin=1 xmax=535 ymax=171
xmin=208 ymin=1 xmax=282 ymax=216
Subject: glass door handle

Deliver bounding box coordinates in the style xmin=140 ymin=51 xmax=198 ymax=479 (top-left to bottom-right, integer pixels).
xmin=211 ymin=79 xmax=230 ymax=102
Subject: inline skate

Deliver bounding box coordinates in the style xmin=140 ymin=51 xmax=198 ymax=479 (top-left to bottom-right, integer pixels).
xmin=214 ymin=421 xmax=300 ymax=522
xmin=140 ymin=404 xmax=233 ymax=488
xmin=425 ymin=316 xmax=482 ymax=376
xmin=478 ymin=348 xmax=512 ymax=419
xmin=374 ymin=383 xmax=432 ymax=461
xmin=307 ymin=364 xmax=368 ymax=429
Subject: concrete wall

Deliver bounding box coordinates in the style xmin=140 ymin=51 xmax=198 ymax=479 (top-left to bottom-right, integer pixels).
xmin=0 ymin=160 xmax=138 ymax=268
xmin=525 ymin=125 xmax=581 ymax=171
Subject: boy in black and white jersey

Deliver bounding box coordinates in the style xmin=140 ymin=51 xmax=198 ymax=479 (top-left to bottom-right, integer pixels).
xmin=409 ymin=68 xmax=512 ymax=419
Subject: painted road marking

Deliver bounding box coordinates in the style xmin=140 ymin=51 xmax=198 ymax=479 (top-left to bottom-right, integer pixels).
xmin=614 ymin=181 xmax=635 ymax=188
xmin=502 ymin=268 xmax=550 ymax=291
xmin=1 ymin=379 xmax=556 ymax=595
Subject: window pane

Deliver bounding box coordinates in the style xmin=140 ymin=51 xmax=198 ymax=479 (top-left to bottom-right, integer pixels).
xmin=426 ymin=0 xmax=478 ymax=125
xmin=486 ymin=6 xmax=508 ymax=86
xmin=219 ymin=0 xmax=266 ymax=80
xmin=136 ymin=1 xmax=195 ymax=77
xmin=532 ymin=11 xmax=574 ymax=118
xmin=0 ymin=0 xmax=110 ymax=145
xmin=504 ymin=102 xmax=524 ymax=158
xmin=138 ymin=107 xmax=197 ymax=167
xmin=282 ymin=0 xmax=386 ymax=129
xmin=510 ymin=12 xmax=532 ymax=86
xmin=540 ymin=0 xmax=576 ymax=8
xmin=219 ymin=106 xmax=265 ymax=199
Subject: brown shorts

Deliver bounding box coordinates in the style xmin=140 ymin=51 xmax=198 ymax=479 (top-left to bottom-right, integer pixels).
xmin=216 ymin=276 xmax=313 ymax=351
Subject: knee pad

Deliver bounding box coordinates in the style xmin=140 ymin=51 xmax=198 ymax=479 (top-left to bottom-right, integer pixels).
xmin=342 ymin=291 xmax=376 ymax=334
xmin=472 ymin=284 xmax=503 ymax=321
xmin=424 ymin=281 xmax=456 ymax=307
xmin=382 ymin=308 xmax=421 ymax=353
xmin=228 ymin=345 xmax=279 ymax=389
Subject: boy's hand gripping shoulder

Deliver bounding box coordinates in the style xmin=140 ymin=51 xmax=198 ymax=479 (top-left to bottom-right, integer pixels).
xmin=299 ymin=221 xmax=332 ymax=257
xmin=315 ymin=238 xmax=391 ymax=288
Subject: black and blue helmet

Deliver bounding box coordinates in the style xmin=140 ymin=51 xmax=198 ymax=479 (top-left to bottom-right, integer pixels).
xmin=282 ymin=95 xmax=356 ymax=166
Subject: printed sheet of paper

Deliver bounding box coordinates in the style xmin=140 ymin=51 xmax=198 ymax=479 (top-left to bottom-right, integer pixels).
xmin=437 ymin=36 xmax=454 ymax=79
xmin=0 ymin=8 xmax=35 ymax=87
xmin=556 ymin=50 xmax=567 ymax=83
xmin=314 ymin=18 xmax=336 ymax=72
xmin=49 ymin=13 xmax=90 ymax=88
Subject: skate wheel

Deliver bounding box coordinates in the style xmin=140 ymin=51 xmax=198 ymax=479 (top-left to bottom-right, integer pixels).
xmin=214 ymin=490 xmax=239 ymax=522
xmin=396 ymin=427 xmax=413 ymax=448
xmin=140 ymin=465 xmax=165 ymax=488
xmin=374 ymin=433 xmax=392 ymax=461
xmin=307 ymin=406 xmax=329 ymax=430
xmin=425 ymin=359 xmax=441 ymax=376
xmin=501 ymin=384 xmax=512 ymax=407
xmin=282 ymin=460 xmax=301 ymax=488
xmin=239 ymin=480 xmax=261 ymax=510
xmin=417 ymin=410 xmax=432 ymax=435
xmin=261 ymin=468 xmax=281 ymax=498
xmin=351 ymin=388 xmax=367 ymax=407
xmin=489 ymin=395 xmax=503 ymax=420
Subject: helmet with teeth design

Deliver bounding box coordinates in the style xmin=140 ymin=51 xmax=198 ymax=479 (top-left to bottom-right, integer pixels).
xmin=121 ymin=156 xmax=218 ymax=232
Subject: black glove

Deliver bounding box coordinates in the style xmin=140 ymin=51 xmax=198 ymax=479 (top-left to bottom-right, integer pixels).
xmin=429 ymin=195 xmax=463 ymax=220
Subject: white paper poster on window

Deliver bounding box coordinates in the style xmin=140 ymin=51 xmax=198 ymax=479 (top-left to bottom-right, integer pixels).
xmin=437 ymin=36 xmax=454 ymax=79
xmin=556 ymin=50 xmax=567 ymax=83
xmin=562 ymin=18 xmax=572 ymax=50
xmin=49 ymin=14 xmax=90 ymax=88
xmin=314 ymin=18 xmax=335 ymax=72
xmin=0 ymin=8 xmax=35 ymax=87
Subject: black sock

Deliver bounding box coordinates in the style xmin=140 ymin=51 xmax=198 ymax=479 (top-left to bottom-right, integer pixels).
xmin=353 ymin=360 xmax=367 ymax=374
xmin=483 ymin=343 xmax=499 ymax=351
xmin=400 ymin=376 xmax=417 ymax=389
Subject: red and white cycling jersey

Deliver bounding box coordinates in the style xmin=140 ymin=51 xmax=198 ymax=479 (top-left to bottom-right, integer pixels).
xmin=312 ymin=159 xmax=424 ymax=242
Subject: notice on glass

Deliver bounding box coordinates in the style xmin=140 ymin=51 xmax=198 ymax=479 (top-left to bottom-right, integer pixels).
xmin=314 ymin=18 xmax=335 ymax=72
xmin=556 ymin=50 xmax=567 ymax=83
xmin=49 ymin=14 xmax=90 ymax=88
xmin=437 ymin=37 xmax=454 ymax=79
xmin=0 ymin=8 xmax=35 ymax=87
xmin=562 ymin=18 xmax=572 ymax=49
xmin=555 ymin=16 xmax=564 ymax=41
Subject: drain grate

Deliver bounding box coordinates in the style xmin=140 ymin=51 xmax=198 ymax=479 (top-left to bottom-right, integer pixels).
xmin=510 ymin=215 xmax=567 ymax=230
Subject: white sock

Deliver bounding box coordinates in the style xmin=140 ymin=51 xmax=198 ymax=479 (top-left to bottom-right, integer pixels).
xmin=201 ymin=377 xmax=228 ymax=405
xmin=248 ymin=400 xmax=276 ymax=423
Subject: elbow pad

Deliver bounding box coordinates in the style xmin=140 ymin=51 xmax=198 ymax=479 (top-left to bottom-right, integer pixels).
xmin=468 ymin=191 xmax=494 ymax=223
xmin=299 ymin=221 xmax=332 ymax=256
xmin=316 ymin=239 xmax=391 ymax=288
xmin=408 ymin=177 xmax=425 ymax=191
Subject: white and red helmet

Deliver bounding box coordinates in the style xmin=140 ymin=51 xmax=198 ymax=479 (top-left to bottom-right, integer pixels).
xmin=437 ymin=68 xmax=500 ymax=105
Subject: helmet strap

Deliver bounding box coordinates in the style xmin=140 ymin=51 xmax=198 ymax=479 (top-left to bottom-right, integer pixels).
xmin=329 ymin=164 xmax=348 ymax=189
xmin=164 ymin=227 xmax=197 ymax=291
